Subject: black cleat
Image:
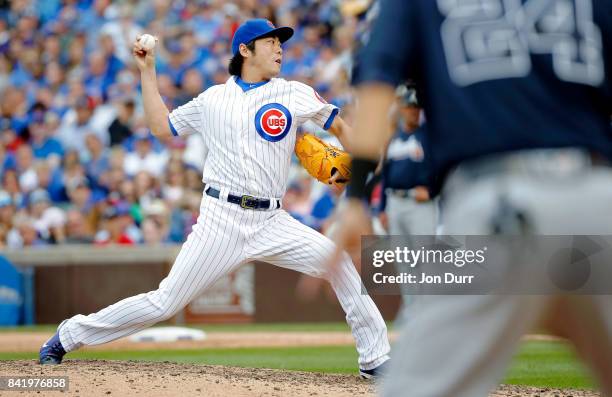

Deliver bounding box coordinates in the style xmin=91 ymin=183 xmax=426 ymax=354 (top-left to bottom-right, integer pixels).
xmin=359 ymin=360 xmax=390 ymax=380
xmin=39 ymin=332 xmax=66 ymax=365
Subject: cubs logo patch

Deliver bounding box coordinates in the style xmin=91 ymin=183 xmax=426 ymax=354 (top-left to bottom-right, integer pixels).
xmin=254 ymin=103 xmax=292 ymax=142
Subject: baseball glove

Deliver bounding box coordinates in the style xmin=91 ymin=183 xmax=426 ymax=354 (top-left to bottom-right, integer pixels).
xmin=295 ymin=133 xmax=351 ymax=184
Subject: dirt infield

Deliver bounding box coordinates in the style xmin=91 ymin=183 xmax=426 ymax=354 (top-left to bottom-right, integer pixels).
xmin=0 ymin=331 xmax=360 ymax=353
xmin=0 ymin=360 xmax=600 ymax=397
xmin=0 ymin=331 xmax=560 ymax=353
xmin=2 ymin=360 xmax=374 ymax=397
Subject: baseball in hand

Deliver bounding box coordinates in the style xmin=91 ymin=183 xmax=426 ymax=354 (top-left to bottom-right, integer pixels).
xmin=138 ymin=34 xmax=156 ymax=51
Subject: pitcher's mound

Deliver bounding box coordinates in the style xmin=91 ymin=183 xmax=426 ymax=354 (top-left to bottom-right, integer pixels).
xmin=1 ymin=360 xmax=374 ymax=396
xmin=0 ymin=360 xmax=600 ymax=397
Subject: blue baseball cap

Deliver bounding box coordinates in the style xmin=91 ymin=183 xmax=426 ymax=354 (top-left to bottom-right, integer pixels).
xmin=231 ymin=19 xmax=294 ymax=56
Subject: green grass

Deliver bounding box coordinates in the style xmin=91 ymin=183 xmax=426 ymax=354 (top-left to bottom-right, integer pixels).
xmin=0 ymin=346 xmax=358 ymax=374
xmin=0 ymin=325 xmax=57 ymax=333
xmin=0 ymin=340 xmax=597 ymax=389
xmin=505 ymin=341 xmax=595 ymax=389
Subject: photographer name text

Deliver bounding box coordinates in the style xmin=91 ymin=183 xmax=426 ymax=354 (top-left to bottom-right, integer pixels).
xmin=373 ymin=272 xmax=474 ymax=284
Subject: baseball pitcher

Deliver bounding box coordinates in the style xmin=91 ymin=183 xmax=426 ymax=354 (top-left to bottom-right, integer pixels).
xmin=39 ymin=19 xmax=390 ymax=379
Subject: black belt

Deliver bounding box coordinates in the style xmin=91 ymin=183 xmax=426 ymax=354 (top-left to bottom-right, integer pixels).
xmin=454 ymin=148 xmax=611 ymax=178
xmin=387 ymin=188 xmax=414 ymax=199
xmin=590 ymin=151 xmax=611 ymax=167
xmin=205 ymin=187 xmax=281 ymax=210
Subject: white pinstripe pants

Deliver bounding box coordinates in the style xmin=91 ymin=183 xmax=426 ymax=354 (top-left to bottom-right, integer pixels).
xmin=59 ymin=195 xmax=390 ymax=369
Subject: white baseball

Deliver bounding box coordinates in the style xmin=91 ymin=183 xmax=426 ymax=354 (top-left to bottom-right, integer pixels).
xmin=138 ymin=34 xmax=156 ymax=51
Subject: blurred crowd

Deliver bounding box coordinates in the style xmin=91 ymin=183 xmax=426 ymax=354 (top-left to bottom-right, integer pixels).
xmin=0 ymin=0 xmax=369 ymax=248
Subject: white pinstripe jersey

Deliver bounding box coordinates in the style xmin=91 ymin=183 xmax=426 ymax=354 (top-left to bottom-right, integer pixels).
xmin=169 ymin=76 xmax=338 ymax=198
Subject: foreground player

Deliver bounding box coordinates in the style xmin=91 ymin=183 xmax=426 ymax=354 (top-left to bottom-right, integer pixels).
xmin=39 ymin=19 xmax=390 ymax=377
xmin=328 ymin=0 xmax=612 ymax=396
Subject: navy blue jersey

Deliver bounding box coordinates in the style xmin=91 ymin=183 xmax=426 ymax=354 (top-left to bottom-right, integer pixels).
xmin=383 ymin=125 xmax=431 ymax=190
xmin=353 ymin=0 xmax=612 ymax=188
